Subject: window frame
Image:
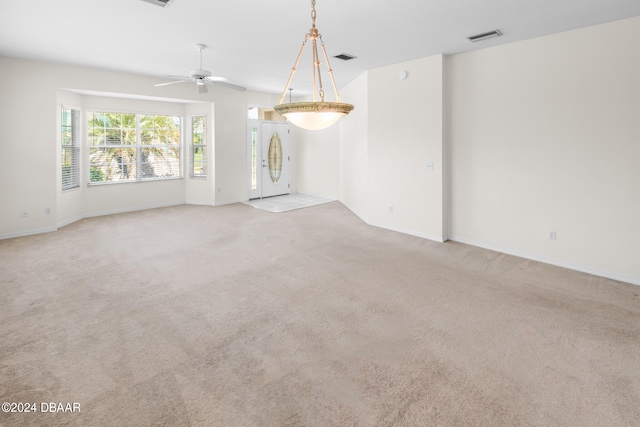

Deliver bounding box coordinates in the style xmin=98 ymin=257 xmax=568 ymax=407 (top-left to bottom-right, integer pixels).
xmin=61 ymin=106 xmax=81 ymax=191
xmin=190 ymin=115 xmax=207 ymax=178
xmin=87 ymin=110 xmax=183 ymax=185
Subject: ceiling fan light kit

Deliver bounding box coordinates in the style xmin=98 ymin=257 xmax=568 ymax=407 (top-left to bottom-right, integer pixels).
xmin=274 ymin=0 xmax=354 ymax=130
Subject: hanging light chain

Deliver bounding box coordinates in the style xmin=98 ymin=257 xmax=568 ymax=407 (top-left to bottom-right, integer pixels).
xmin=309 ymin=0 xmax=325 ymax=102
xmin=277 ymin=0 xmax=343 ymax=106
xmin=274 ymin=0 xmax=354 ymax=129
xmin=319 ymin=35 xmax=342 ymax=103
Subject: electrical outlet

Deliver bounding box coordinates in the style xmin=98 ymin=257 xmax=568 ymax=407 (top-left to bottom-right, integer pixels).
xmin=20 ymin=209 xmax=29 ymax=218
xmin=426 ymin=162 xmax=434 ymax=171
xmin=548 ymin=231 xmax=557 ymax=241
xmin=44 ymin=207 xmax=52 ymax=215
xmin=389 ymin=206 xmax=394 ymax=213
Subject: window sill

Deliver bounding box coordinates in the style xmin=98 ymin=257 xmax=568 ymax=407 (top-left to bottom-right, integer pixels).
xmin=87 ymin=177 xmax=184 ymax=187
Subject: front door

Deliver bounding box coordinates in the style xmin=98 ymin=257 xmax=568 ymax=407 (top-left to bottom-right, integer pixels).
xmin=248 ymin=121 xmax=291 ymax=199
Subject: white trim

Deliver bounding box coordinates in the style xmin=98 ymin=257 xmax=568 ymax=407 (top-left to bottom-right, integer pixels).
xmin=62 ymin=88 xmax=204 ymax=104
xmin=81 ymin=202 xmax=185 ymax=220
xmin=214 ymin=199 xmax=242 ymax=207
xmin=57 ymin=215 xmax=85 ymax=229
xmin=189 ymin=114 xmax=208 ymax=179
xmin=4 ymin=201 xmax=239 ymax=240
xmin=3 ymin=202 xmax=209 ymax=239
xmin=87 ymin=176 xmax=184 ymax=187
xmin=185 ymin=200 xmax=216 ymax=206
xmin=61 ymin=106 xmax=81 ymax=192
xmin=367 ymin=220 xmax=447 ymax=243
xmin=0 ymin=226 xmax=58 ymax=240
xmin=57 ymin=202 xmax=186 ymax=228
xmin=450 ymin=235 xmax=640 ymax=287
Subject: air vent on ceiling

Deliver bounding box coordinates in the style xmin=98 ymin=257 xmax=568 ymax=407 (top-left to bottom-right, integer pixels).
xmin=334 ymin=53 xmax=357 ymax=61
xmin=141 ymin=0 xmax=173 ymax=7
xmin=468 ymin=30 xmax=503 ymax=42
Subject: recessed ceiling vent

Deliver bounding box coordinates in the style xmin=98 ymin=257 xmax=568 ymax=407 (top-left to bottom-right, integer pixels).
xmin=334 ymin=53 xmax=357 ymax=61
xmin=141 ymin=0 xmax=173 ymax=7
xmin=468 ymin=30 xmax=503 ymax=42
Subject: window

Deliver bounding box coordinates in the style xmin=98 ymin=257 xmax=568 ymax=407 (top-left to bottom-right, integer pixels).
xmin=61 ymin=107 xmax=80 ymax=191
xmin=251 ymin=127 xmax=258 ymax=190
xmin=87 ymin=112 xmax=181 ymax=183
xmin=191 ymin=116 xmax=207 ymax=178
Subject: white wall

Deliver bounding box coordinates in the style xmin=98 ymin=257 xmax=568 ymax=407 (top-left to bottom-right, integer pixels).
xmin=79 ymin=95 xmax=190 ymax=219
xmin=213 ymin=92 xmax=265 ymax=204
xmin=0 ymin=57 xmax=59 ymax=237
xmin=333 ymin=17 xmax=639 ymax=284
xmin=0 ymin=56 xmax=279 ymax=238
xmin=339 ymin=72 xmax=369 ymax=220
xmin=448 ymin=16 xmax=640 ymax=284
xmin=367 ymin=55 xmax=445 ymax=241
xmin=333 ymin=55 xmax=446 ymax=241
xmin=292 ymin=124 xmax=340 ymax=200
xmin=185 ymin=103 xmax=216 ymax=206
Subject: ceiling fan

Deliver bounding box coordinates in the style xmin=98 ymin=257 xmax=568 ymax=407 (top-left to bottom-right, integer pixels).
xmin=155 ymin=44 xmax=246 ymax=94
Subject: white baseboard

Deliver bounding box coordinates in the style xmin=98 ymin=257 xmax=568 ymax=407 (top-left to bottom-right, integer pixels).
xmin=82 ymin=201 xmax=185 ymax=219
xmin=58 ymin=202 xmax=186 ymax=229
xmin=367 ymin=220 xmax=446 ymax=243
xmin=214 ymin=199 xmax=242 ymax=207
xmin=57 ymin=215 xmax=85 ymax=229
xmin=1 ymin=202 xmax=186 ymax=240
xmin=0 ymin=226 xmax=59 ymax=240
xmin=449 ymin=235 xmax=640 ymax=287
xmin=185 ymin=200 xmax=216 ymax=206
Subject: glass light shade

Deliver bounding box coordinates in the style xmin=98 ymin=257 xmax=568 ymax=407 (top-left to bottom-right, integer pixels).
xmin=274 ymin=102 xmax=354 ymax=130
xmin=284 ymin=112 xmax=343 ymax=130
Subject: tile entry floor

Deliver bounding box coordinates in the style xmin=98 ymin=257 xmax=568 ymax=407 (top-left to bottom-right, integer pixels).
xmin=242 ymin=193 xmax=334 ymax=213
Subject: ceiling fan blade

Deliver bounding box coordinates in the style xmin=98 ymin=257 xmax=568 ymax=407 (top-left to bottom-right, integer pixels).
xmin=156 ymin=45 xmax=244 ymax=93
xmin=205 ymin=76 xmax=231 ymax=82
xmin=211 ymin=80 xmax=246 ymax=92
xmin=154 ymin=80 xmax=190 ymax=87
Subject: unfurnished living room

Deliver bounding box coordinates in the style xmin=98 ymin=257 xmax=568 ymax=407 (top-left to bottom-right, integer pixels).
xmin=1 ymin=0 xmax=639 ymax=426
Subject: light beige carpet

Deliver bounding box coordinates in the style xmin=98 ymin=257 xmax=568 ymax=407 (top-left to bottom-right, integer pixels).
xmin=1 ymin=202 xmax=639 ymax=426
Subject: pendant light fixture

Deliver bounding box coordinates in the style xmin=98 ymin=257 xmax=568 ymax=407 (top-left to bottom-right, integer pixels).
xmin=274 ymin=0 xmax=354 ymax=130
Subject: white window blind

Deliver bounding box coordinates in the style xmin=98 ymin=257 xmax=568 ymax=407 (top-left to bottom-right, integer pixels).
xmin=191 ymin=116 xmax=207 ymax=178
xmin=61 ymin=107 xmax=80 ymax=191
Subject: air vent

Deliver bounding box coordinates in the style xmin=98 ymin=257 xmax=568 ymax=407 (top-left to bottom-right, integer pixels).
xmin=141 ymin=0 xmax=173 ymax=7
xmin=334 ymin=53 xmax=357 ymax=61
xmin=468 ymin=30 xmax=503 ymax=42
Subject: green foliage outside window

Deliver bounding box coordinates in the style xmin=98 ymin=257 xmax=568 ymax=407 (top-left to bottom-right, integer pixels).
xmin=88 ymin=112 xmax=181 ymax=183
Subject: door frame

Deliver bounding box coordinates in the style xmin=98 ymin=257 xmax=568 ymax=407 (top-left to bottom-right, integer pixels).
xmin=247 ymin=119 xmax=291 ymax=200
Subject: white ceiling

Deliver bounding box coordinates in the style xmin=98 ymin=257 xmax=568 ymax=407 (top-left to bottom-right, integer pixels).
xmin=1 ymin=0 xmax=640 ymax=95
